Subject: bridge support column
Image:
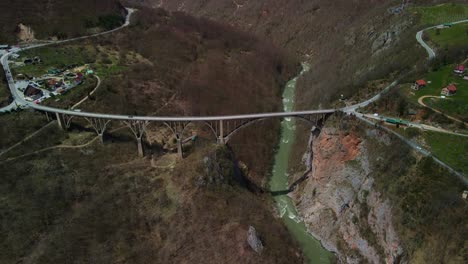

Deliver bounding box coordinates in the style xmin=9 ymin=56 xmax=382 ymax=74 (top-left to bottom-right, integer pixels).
xmin=86 ymin=118 xmax=111 ymax=144
xmin=124 ymin=120 xmax=149 ymax=157
xmin=56 ymin=114 xmax=74 ymax=130
xmin=176 ymin=138 xmax=183 ymax=159
xmin=137 ymin=137 xmax=144 ymax=157
xmin=164 ymin=121 xmax=191 ymax=159
xmin=218 ymin=120 xmax=225 ymax=144
xmin=56 ymin=113 xmax=64 ymax=130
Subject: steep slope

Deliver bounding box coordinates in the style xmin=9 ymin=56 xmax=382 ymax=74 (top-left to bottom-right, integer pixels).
xmin=125 ymin=0 xmax=466 ymax=109
xmin=75 ymin=8 xmax=298 ymax=185
xmin=292 ymin=115 xmax=466 ymax=263
xmin=0 ymin=0 xmax=125 ymax=43
xmin=0 ymin=8 xmax=303 ymax=263
xmin=125 ymin=0 xmax=412 ymax=108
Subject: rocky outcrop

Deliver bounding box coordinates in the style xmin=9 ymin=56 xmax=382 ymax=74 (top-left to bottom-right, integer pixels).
xmin=370 ymin=20 xmax=411 ymax=54
xmin=247 ymin=226 xmax=264 ymax=254
xmin=292 ymin=126 xmax=403 ymax=263
xmin=16 ymin=23 xmax=35 ymax=42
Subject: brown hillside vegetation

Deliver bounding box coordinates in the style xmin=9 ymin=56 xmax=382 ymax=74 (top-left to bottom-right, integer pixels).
xmin=0 ymin=131 xmax=302 ymax=263
xmin=0 ymin=8 xmax=302 ymax=264
xmin=74 ymin=8 xmax=298 ymax=185
xmin=0 ymin=0 xmax=124 ymax=43
xmin=125 ymin=0 xmax=465 ymax=109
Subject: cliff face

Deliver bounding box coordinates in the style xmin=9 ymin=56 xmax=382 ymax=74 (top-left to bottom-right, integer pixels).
xmin=293 ymin=116 xmax=467 ymax=263
xmin=293 ymin=123 xmax=403 ymax=263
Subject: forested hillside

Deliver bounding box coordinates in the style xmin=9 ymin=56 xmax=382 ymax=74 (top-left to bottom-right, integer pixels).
xmin=0 ymin=0 xmax=124 ymax=43
xmin=0 ymin=8 xmax=303 ymax=263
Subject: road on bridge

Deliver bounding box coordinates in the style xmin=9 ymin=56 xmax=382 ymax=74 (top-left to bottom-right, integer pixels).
xmin=0 ymin=8 xmax=466 ymax=181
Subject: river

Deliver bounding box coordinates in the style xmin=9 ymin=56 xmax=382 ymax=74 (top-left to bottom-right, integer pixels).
xmin=269 ymin=63 xmax=333 ymax=263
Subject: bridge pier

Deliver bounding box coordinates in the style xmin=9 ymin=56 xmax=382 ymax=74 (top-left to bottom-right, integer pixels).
xmin=218 ymin=120 xmax=225 ymax=144
xmin=164 ymin=121 xmax=190 ymax=159
xmin=124 ymin=120 xmax=149 ymax=157
xmin=55 ymin=113 xmax=74 ymax=130
xmin=86 ymin=118 xmax=110 ymax=144
xmin=56 ymin=113 xmax=64 ymax=130
xmin=176 ymin=137 xmax=183 ymax=159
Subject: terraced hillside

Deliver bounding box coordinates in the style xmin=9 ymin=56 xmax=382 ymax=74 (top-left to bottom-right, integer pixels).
xmin=0 ymin=0 xmax=125 ymax=43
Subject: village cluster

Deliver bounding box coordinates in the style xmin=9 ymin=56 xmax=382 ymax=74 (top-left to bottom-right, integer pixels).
xmin=12 ymin=54 xmax=94 ymax=104
xmin=412 ymin=64 xmax=466 ymax=97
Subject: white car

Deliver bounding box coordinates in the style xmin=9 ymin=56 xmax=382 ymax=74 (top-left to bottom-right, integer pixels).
xmin=373 ymin=113 xmax=379 ymax=117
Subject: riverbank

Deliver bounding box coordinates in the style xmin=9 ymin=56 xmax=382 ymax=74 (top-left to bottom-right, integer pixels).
xmin=269 ymin=63 xmax=334 ymax=263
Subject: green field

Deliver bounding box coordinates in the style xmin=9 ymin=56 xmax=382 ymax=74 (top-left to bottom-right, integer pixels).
xmin=13 ymin=45 xmax=125 ymax=78
xmin=409 ymin=3 xmax=468 ymax=25
xmin=423 ymin=131 xmax=468 ymax=175
xmin=427 ymin=23 xmax=468 ymax=48
xmin=402 ymin=64 xmax=468 ymax=120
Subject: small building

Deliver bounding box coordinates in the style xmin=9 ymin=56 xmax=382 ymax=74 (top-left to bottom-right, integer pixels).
xmin=463 ymin=190 xmax=468 ymax=200
xmin=47 ymin=79 xmax=57 ymax=89
xmin=47 ymin=68 xmax=61 ymax=75
xmin=454 ymin=65 xmax=465 ymax=74
xmin=73 ymin=76 xmax=83 ymax=85
xmin=441 ymin=84 xmax=457 ymax=96
xmin=413 ymin=79 xmax=427 ymax=90
xmin=23 ymin=85 xmax=43 ymax=101
xmin=0 ymin=44 xmax=9 ymax=50
xmin=463 ymin=76 xmax=468 ymax=81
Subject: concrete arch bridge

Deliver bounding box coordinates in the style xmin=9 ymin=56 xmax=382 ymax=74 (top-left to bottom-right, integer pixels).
xmin=46 ymin=108 xmax=336 ymax=158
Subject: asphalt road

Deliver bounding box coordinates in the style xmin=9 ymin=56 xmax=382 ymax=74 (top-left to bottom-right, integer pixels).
xmin=0 ymin=8 xmax=466 ymax=181
xmin=416 ymin=19 xmax=468 ymax=60
xmin=2 ymin=15 xmax=468 ymax=122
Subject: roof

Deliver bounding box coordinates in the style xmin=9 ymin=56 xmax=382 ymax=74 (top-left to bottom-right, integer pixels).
xmin=446 ymin=84 xmax=457 ymax=92
xmin=24 ymin=86 xmax=42 ymax=96
xmin=415 ymin=79 xmax=426 ymax=86
xmin=455 ymin=65 xmax=465 ymax=71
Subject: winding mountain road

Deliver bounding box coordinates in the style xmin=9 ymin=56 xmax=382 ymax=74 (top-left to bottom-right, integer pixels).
xmin=0 ymin=8 xmax=136 ymax=113
xmin=415 ymin=19 xmax=468 ymax=60
xmin=1 ymin=10 xmax=467 ymax=123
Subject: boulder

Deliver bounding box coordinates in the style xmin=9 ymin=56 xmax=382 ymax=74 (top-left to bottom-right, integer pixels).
xmin=247 ymin=226 xmax=263 ymax=254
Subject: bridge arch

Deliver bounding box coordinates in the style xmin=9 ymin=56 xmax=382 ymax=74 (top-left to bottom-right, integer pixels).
xmin=223 ymin=115 xmax=323 ymax=144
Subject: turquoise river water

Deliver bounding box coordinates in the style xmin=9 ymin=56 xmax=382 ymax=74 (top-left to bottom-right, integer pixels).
xmin=268 ymin=64 xmax=333 ymax=263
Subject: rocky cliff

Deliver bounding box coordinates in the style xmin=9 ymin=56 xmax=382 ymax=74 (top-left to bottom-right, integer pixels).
xmin=292 ymin=120 xmax=403 ymax=263
xmin=292 ymin=116 xmax=467 ymax=263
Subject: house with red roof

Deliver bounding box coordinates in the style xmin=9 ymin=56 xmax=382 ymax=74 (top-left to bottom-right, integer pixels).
xmin=441 ymin=84 xmax=457 ymax=96
xmin=454 ymin=65 xmax=465 ymax=74
xmin=413 ymin=79 xmax=427 ymax=90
